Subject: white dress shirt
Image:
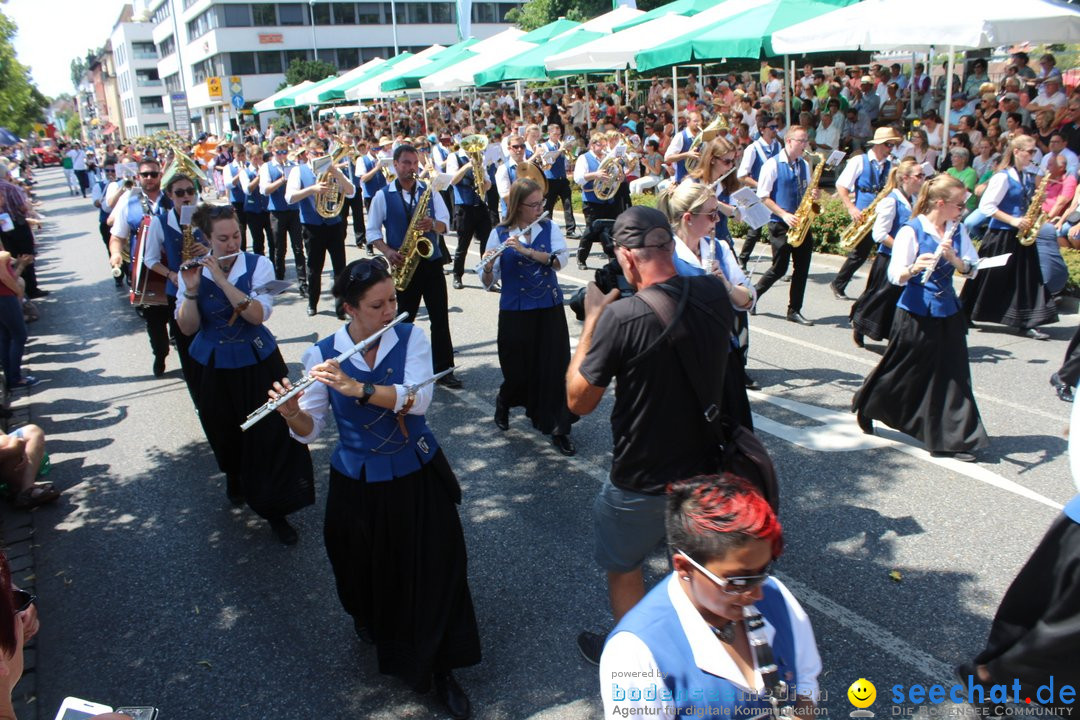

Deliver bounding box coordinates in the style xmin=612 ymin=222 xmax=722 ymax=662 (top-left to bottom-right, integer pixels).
xmin=871 ymin=191 xmax=912 ymax=244
xmin=284 ymin=162 xmax=356 ymax=205
xmin=978 ymin=167 xmax=1029 ymax=216
xmin=756 ymin=150 xmax=809 ymax=201
xmin=887 ymin=215 xmax=980 ymax=285
xmin=222 ymin=162 xmax=244 ymax=193
xmin=174 ymin=252 xmax=276 ymax=321
xmin=289 ymin=323 xmax=435 ymax=443
xmin=478 ymin=221 xmax=568 ymax=287
xmin=364 ymin=182 xmax=450 ymax=245
xmin=108 ymin=190 xmax=167 ymax=240
xmin=494 ymin=159 xmax=522 ymax=200
xmin=673 ymin=236 xmax=756 ymax=310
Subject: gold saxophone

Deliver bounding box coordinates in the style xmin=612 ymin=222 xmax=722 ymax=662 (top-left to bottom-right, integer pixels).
xmin=391 ymin=174 xmax=436 ymax=292
xmin=787 ymin=153 xmax=826 ymax=248
xmin=1018 ymin=172 xmax=1051 ymax=246
xmin=840 ymin=185 xmax=892 ymax=249
xmin=315 ymin=145 xmax=353 ymax=219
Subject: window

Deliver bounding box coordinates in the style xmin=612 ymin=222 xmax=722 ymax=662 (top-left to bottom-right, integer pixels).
xmin=251 ymin=3 xmax=276 ymax=25
xmin=157 ymin=35 xmax=176 ymax=58
xmin=164 ymin=73 xmax=182 ymax=93
xmin=256 ymin=50 xmax=283 ymax=74
xmin=114 ymin=43 xmax=126 ymax=67
xmin=284 ymin=49 xmax=310 ymax=66
xmin=183 ymin=0 xmax=199 ymax=8
xmin=192 ymin=57 xmax=215 ymax=84
xmin=472 ymin=2 xmax=497 ymax=23
xmin=333 ymin=2 xmax=357 ymax=23
xmin=316 ymin=48 xmax=336 ymax=64
xmin=277 ymin=3 xmax=306 ymax=25
xmin=132 ymin=42 xmax=158 ymax=60
xmin=222 ymin=4 xmax=250 ymax=26
xmin=231 ymin=52 xmax=257 ymax=75
xmin=186 ymin=8 xmax=216 ymax=41
xmin=311 ymin=2 xmax=332 ymax=24
xmin=405 ymin=3 xmax=430 ymax=23
xmin=356 ymin=2 xmax=380 ymax=22
xmin=360 ymin=46 xmax=385 ymax=62
xmin=136 ymin=69 xmax=162 ymax=86
xmin=337 ymin=47 xmax=359 ymax=69
xmin=500 ymin=3 xmax=519 ymax=20
xmin=151 ymin=2 xmax=171 ymax=25
xmin=431 ymin=3 xmax=454 ymax=23
xmin=141 ymin=96 xmax=166 ymax=114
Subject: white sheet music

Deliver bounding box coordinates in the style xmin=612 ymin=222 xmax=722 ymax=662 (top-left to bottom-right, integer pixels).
xmin=731 ymin=187 xmax=771 ymax=230
xmin=975 ymin=253 xmax=1012 ymax=270
xmin=253 ymin=279 xmax=293 ymax=296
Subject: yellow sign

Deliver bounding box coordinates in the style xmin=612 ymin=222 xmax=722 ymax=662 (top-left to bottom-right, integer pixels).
xmin=207 ymin=76 xmax=223 ymax=99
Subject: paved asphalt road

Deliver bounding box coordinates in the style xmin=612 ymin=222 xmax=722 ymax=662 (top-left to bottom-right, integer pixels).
xmin=10 ymin=167 xmax=1077 ymax=720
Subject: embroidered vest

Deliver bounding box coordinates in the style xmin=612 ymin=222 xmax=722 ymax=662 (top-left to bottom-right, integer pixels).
xmin=380 ymin=183 xmax=441 ymax=260
xmin=879 ymin=190 xmax=911 ymax=256
xmin=856 ymin=157 xmax=891 ymax=209
xmin=987 ymin=170 xmax=1031 ymax=231
xmin=896 ymin=220 xmax=963 ymax=317
xmin=295 ymin=163 xmax=342 ymax=226
xmin=495 ymin=221 xmax=562 ymax=311
xmin=188 ymin=253 xmax=277 ymax=368
xmin=769 ymin=158 xmax=808 ymax=222
xmin=265 ymin=162 xmax=296 ymax=212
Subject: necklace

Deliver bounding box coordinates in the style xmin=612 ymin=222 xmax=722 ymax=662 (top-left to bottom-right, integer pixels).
xmin=711 ymin=620 xmax=737 ymax=644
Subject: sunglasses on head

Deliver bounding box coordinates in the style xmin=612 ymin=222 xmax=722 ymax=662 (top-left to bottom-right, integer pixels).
xmin=140 ymin=171 xmax=161 ymax=178
xmin=12 ymin=589 xmax=35 ymax=614
xmin=347 ymin=256 xmax=390 ymax=286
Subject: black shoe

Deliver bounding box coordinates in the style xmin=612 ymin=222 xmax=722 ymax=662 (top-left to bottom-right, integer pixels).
xmin=551 ymin=433 xmax=576 ymax=456
xmin=744 ymin=373 xmax=760 ymax=391
xmin=366 ymin=245 xmax=374 ymax=256
xmin=1050 ymin=373 xmax=1075 ymax=402
xmin=436 ymin=372 xmax=463 ymax=389
xmin=306 ymin=306 xmax=317 ymax=316
xmin=226 ymin=473 xmax=244 ymax=505
xmin=856 ymin=411 xmax=874 ymax=435
xmin=853 ymin=329 xmax=865 ymax=348
xmin=452 ymin=277 xmax=464 ymax=290
xmin=352 ymin=618 xmax=374 ymax=645
xmin=494 ymin=395 xmax=509 ymax=431
xmin=931 ymin=450 xmax=977 ymax=463
xmin=433 ymin=672 xmax=471 ymax=720
xmin=26 ymin=289 xmax=49 ymax=299
xmin=152 ymin=357 xmax=166 ymax=377
xmin=114 ymin=277 xmax=124 ymax=288
xmin=830 ymin=283 xmax=849 ymax=300
xmin=786 ymin=310 xmax=814 ymax=326
xmin=268 ymin=517 xmax=298 ymax=545
xmin=577 ymin=630 xmax=606 ymax=666
xmin=577 ymin=261 xmax=588 ymax=271
xmin=565 ymin=229 xmax=580 ymax=239
xmin=1024 ymin=328 xmax=1049 ymax=341
xmin=298 ymin=283 xmax=308 ymax=298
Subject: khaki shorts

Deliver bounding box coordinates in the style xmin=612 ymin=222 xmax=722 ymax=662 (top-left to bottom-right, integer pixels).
xmin=592 ymin=480 xmax=668 ymax=573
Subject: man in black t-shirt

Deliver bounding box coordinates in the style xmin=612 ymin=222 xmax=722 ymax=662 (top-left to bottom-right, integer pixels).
xmin=566 ymin=207 xmax=734 ymax=665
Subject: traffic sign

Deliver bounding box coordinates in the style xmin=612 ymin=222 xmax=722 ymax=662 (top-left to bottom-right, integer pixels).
xmin=231 ymin=95 xmax=245 ymax=110
xmin=229 ymin=76 xmax=242 ymax=95
xmin=207 ymin=76 xmax=222 ymax=99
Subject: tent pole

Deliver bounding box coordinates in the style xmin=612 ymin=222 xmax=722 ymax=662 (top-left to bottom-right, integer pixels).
xmin=784 ymin=55 xmax=791 ymax=128
xmin=673 ymin=65 xmax=678 ymax=134
xmin=517 ymin=80 xmax=525 ymax=122
xmin=943 ymin=45 xmax=955 ymax=160
xmin=468 ymin=88 xmax=474 ymax=128
xmin=421 ymin=89 xmax=429 ymax=136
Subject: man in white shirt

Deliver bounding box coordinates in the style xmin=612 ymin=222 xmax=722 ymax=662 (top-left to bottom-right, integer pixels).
xmin=1038 ymin=133 xmax=1080 ymax=177
xmin=67 ymin=142 xmax=89 ymax=198
xmin=1028 ymin=77 xmax=1068 ymax=115
xmin=813 ymin=110 xmax=841 ymax=153
xmin=764 ymin=68 xmax=783 ymax=100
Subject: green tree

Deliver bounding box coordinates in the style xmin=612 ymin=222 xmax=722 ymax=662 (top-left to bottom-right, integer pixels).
xmin=507 ymin=0 xmax=670 ymax=30
xmin=69 ymin=47 xmax=101 ymax=91
xmin=281 ymin=58 xmax=338 ymax=89
xmin=0 ymin=10 xmax=48 ymax=134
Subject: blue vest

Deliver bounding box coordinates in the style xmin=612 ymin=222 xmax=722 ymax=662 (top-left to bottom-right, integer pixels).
xmin=360 ymin=154 xmax=388 ymax=200
xmin=451 ymin=151 xmax=482 ymax=207
xmin=769 ymin=157 xmax=809 ymax=222
xmin=543 ymin=140 xmax=566 ymax=179
xmin=161 ymin=213 xmax=206 ymax=297
xmin=380 ymin=183 xmax=441 ymax=261
xmin=675 ymin=129 xmax=695 ymax=182
xmin=748 ymin=138 xmax=780 ymax=181
xmin=125 ymin=192 xmax=170 ymax=260
xmin=265 ymin=162 xmax=296 ymax=212
xmin=227 ymin=162 xmax=246 ymax=204
xmin=987 ymin=169 xmax=1032 ymax=231
xmin=188 ymin=253 xmax=278 ymax=369
xmin=581 ymin=152 xmax=613 ymax=205
xmin=96 ymin=181 xmax=112 ymax=223
xmin=243 ymin=166 xmax=269 ymax=214
xmin=295 ymin=163 xmax=342 ymax=226
xmin=495 ymin=221 xmax=562 ymax=311
xmin=315 ymin=324 xmax=440 ymax=483
xmin=610 ymin=577 xmax=798 ymax=716
xmin=498 ymin=163 xmax=521 ymax=218
xmin=855 ymin=156 xmax=891 ymax=209
xmin=879 ymin=190 xmax=912 ymax=256
xmin=716 ymin=190 xmax=732 ymax=241
xmin=896 ymin=220 xmax=963 ymax=318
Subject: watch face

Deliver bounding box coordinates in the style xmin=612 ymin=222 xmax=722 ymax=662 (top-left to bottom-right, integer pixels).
xmin=364 ymin=383 xmax=376 ymax=397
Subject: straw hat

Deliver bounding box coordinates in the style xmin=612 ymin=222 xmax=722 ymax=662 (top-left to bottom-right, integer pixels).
xmin=377 ymin=136 xmax=392 ymax=146
xmin=867 ymin=127 xmax=903 ymax=145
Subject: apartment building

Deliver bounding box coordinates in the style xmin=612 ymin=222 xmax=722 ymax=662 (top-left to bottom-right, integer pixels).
xmin=112 ymin=4 xmax=172 ymax=137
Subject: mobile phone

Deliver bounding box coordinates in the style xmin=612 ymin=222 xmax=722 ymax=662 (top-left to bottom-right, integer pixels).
xmin=114 ymin=707 xmax=159 ymax=720
xmin=54 ymin=696 xmax=112 ymax=720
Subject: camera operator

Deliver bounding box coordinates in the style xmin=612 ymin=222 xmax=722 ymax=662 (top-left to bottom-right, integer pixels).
xmin=566 ymin=207 xmax=734 ymax=666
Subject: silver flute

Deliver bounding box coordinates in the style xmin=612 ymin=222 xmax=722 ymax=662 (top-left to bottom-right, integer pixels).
xmin=179 ymin=251 xmax=239 ymax=272
xmin=921 ymin=221 xmax=955 ymax=285
xmin=483 ymin=212 xmax=551 ymax=267
xmin=240 ymin=312 xmax=409 ymax=431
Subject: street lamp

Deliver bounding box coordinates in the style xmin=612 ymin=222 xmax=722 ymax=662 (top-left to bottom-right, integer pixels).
xmin=309 ymin=0 xmax=318 ymax=62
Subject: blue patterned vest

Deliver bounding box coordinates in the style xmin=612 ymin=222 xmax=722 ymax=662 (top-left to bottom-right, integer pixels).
xmin=855 ymin=156 xmax=891 ymax=209
xmin=188 ymin=253 xmax=277 ymax=368
xmin=896 ymin=220 xmax=964 ymax=317
xmin=380 ymin=182 xmax=441 ymax=260
xmin=227 ymin=161 xmax=246 ymax=204
xmin=581 ymin=152 xmax=613 ymax=205
xmin=265 ymin=162 xmax=296 ymax=212
xmin=495 ymin=221 xmax=562 ymax=311
xmin=451 ymin=151 xmax=482 ymax=207
xmin=674 ymin=129 xmax=695 ymax=182
xmin=879 ymin=190 xmax=912 ymax=256
xmin=987 ymin=169 xmax=1032 ymax=231
xmin=161 ymin=213 xmax=206 ymax=297
xmin=543 ymin=140 xmax=566 ymax=179
xmin=360 ymin=154 xmax=388 ymax=199
xmin=295 ymin=163 xmax=342 ymax=226
xmin=768 ymin=156 xmax=808 ymax=222
xmin=243 ymin=166 xmax=269 ymax=213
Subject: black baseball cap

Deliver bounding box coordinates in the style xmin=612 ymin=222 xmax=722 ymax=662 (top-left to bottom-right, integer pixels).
xmin=613 ymin=207 xmax=674 ymax=249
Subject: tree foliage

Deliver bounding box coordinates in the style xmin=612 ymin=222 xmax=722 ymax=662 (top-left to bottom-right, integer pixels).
xmin=283 ymin=59 xmax=338 ymax=87
xmin=0 ymin=10 xmax=48 ymax=134
xmin=69 ymin=47 xmax=101 ymax=90
xmin=507 ymin=0 xmax=670 ymax=30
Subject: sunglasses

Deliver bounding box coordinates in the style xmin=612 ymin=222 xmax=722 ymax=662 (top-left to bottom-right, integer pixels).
xmin=347 ymin=256 xmax=390 ymax=286
xmin=139 ymin=171 xmax=161 ymax=178
xmin=677 ymin=551 xmax=772 ymax=595
xmin=766 ymin=124 xmax=779 ymax=130
xmin=715 ymin=157 xmax=735 ymax=165
xmin=509 ymin=144 xmax=525 ymax=149
xmin=172 ymin=187 xmax=196 ymax=197
xmin=274 ymin=150 xmax=289 ymax=155
xmin=12 ymin=589 xmax=35 ymax=614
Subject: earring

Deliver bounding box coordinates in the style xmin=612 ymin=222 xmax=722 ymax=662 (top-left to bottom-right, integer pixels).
xmin=682 ymin=576 xmax=691 ymax=581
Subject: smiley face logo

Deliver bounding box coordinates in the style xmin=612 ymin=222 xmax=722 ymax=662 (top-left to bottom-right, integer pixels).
xmin=848 ymin=678 xmax=877 ymax=709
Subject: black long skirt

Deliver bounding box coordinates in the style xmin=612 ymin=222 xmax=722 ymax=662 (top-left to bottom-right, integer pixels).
xmin=850 ymin=253 xmax=902 ymax=342
xmin=961 ymin=227 xmax=1058 ymax=329
xmin=497 ymin=304 xmax=573 ymax=435
xmin=195 ymin=348 xmax=315 ymax=518
xmin=323 ymin=455 xmax=482 ymax=690
xmin=973 ymin=512 xmax=1080 ymax=710
xmin=852 ymin=309 xmax=989 ymax=454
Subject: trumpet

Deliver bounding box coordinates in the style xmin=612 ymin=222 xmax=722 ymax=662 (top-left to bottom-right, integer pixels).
xmin=241 ymin=312 xmax=409 ymax=431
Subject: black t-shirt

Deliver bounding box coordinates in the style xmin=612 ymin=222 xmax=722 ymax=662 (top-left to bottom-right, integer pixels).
xmin=580 ymin=275 xmax=734 ymax=495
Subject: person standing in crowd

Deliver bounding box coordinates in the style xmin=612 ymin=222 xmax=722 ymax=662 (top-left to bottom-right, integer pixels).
xmin=176 ymin=204 xmax=314 ymax=545
xmin=367 ymin=144 xmax=462 ymax=389
xmin=67 ymin=141 xmax=89 ymax=198
xmin=961 ymin=135 xmax=1058 ymax=340
xmin=447 ymin=129 xmax=493 ymax=290
xmin=222 ymin=144 xmax=249 ymax=251
xmin=850 ymin=158 xmax=925 ymax=348
xmin=664 ymin=111 xmax=703 ymax=185
xmin=753 ymin=125 xmax=818 ymax=326
xmin=243 ymin=147 xmax=272 ymax=257
xmin=91 ymin=162 xmax=124 ymax=286
xmin=260 ymin=138 xmax=307 ymax=295
xmin=542 ymin=123 xmax=577 ymax=239
xmin=285 ymin=138 xmax=355 ymax=318
xmin=735 ymin=114 xmax=781 ymax=270
xmin=574 ymin=132 xmax=621 ymax=270
xmin=479 ymin=179 xmax=575 ymax=456
xmin=0 ymin=165 xmax=46 ymax=301
xmin=494 ymin=135 xmax=529 ymax=218
xmin=831 ymin=127 xmax=901 ymax=299
xmin=567 ymin=207 xmax=734 ymax=665
xmin=601 ymin=474 xmax=821 ymax=719
xmin=0 ymin=250 xmax=35 ymax=393
xmin=853 ymin=174 xmax=988 ymax=463
xmin=357 ymin=137 xmax=392 ymax=255
xmin=268 ymin=257 xmax=481 ymax=720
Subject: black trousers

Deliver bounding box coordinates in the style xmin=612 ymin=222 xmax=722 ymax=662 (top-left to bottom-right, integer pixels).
xmin=577 ymin=201 xmax=621 ymax=265
xmin=269 ymin=210 xmax=306 ymax=285
xmin=738 ymin=225 xmax=763 ymax=268
xmin=452 ymin=204 xmax=492 ymax=280
xmin=397 ymin=258 xmax=455 ymax=374
xmin=303 ymin=222 xmax=347 ymax=311
xmin=832 ymin=234 xmax=873 ymax=294
xmin=544 ymin=177 xmax=577 ymax=233
xmin=230 ymin=201 xmax=249 ymax=252
xmin=74 ymin=169 xmax=89 ymax=196
xmin=144 ymin=297 xmax=199 ymax=402
xmin=340 ymin=192 xmax=366 ymax=245
xmin=485 ymin=186 xmax=501 ymax=228
xmin=1056 ymin=323 xmax=1080 ymax=388
xmin=246 ymin=211 xmax=272 ymax=256
xmin=0 ymin=224 xmax=38 ymax=295
xmin=754 ymin=221 xmax=813 ymax=314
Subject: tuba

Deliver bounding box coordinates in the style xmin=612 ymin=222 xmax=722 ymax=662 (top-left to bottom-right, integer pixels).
xmin=390 ymin=173 xmax=436 ymax=291
xmin=787 ymin=153 xmax=827 ymax=248
xmin=684 ymin=113 xmax=730 ymax=175
xmin=1018 ymin=171 xmax=1051 ymax=246
xmin=592 ymin=154 xmax=624 ymax=201
xmin=315 ymin=145 xmax=353 ymax=219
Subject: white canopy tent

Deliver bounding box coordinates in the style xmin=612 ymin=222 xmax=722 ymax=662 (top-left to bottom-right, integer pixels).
xmin=251 ymin=81 xmax=313 ymax=114
xmin=419 ymin=28 xmax=532 ymax=93
xmin=292 ymin=58 xmax=387 ymax=107
xmin=345 ymin=45 xmax=448 ymax=100
xmin=575 ymin=5 xmax=645 ymax=33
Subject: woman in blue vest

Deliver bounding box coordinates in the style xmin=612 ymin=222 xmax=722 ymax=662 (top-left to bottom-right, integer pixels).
xmin=853 ymin=174 xmax=988 ymax=462
xmin=267 ymin=258 xmax=481 ymax=719
xmin=850 ymin=158 xmax=925 ymax=348
xmin=961 ymin=135 xmax=1058 ymax=339
xmin=241 ymin=146 xmax=272 ymax=257
xmin=659 ymin=181 xmax=755 ymax=430
xmin=479 ymin=178 xmax=576 ymax=456
xmin=176 ymin=204 xmax=314 ymax=544
xmin=601 ymin=474 xmax=821 ymax=719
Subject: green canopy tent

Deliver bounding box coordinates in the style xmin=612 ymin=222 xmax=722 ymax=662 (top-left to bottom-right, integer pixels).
xmin=252 ymin=81 xmax=313 ymax=114
xmin=473 ymin=28 xmax=605 ymax=86
xmin=377 ymin=40 xmax=480 ymax=93
xmin=612 ymin=0 xmax=731 ymax=32
xmin=311 ymin=53 xmax=417 ymax=104
xmin=272 ymin=74 xmax=341 ymax=109
xmin=518 ymin=17 xmax=582 ymax=43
